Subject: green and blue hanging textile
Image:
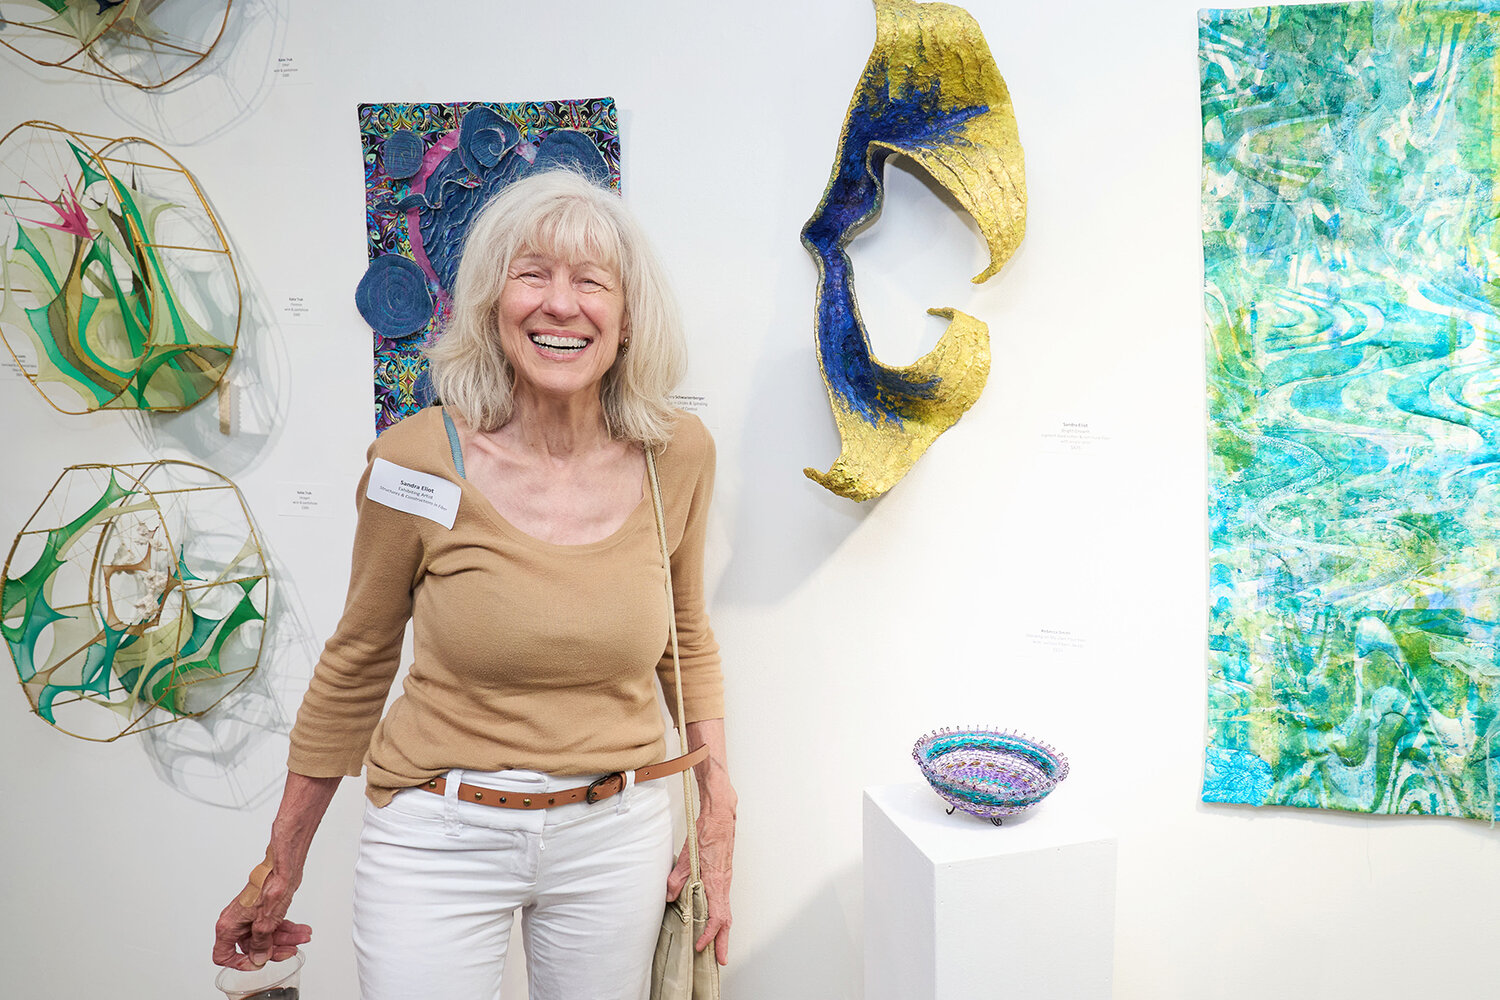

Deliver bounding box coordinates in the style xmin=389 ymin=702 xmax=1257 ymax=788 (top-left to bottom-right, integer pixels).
xmin=1203 ymin=0 xmax=1500 ymax=820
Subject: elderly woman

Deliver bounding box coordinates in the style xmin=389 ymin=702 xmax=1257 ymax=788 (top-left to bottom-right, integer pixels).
xmin=213 ymin=170 xmax=735 ymax=1000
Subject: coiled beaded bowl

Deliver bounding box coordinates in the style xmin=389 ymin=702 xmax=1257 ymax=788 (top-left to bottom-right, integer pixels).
xmin=912 ymin=728 xmax=1070 ymax=825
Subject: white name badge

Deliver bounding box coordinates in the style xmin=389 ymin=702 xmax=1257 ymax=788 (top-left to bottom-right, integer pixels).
xmin=366 ymin=458 xmax=461 ymax=529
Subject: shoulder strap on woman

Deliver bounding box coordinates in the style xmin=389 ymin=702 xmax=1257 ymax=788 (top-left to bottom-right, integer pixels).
xmin=441 ymin=407 xmax=466 ymax=479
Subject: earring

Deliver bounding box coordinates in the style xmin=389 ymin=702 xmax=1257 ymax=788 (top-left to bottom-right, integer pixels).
xmin=620 ymin=338 xmax=631 ymax=353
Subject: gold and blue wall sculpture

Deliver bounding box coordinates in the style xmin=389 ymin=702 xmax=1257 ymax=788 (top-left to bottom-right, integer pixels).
xmin=1203 ymin=1 xmax=1500 ymax=820
xmin=801 ymin=0 xmax=1026 ymax=502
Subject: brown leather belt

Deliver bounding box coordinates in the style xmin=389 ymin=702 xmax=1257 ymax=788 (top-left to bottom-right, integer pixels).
xmin=416 ymin=745 xmax=707 ymax=810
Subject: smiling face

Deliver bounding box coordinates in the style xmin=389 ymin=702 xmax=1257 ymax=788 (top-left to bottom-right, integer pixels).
xmin=496 ymin=251 xmax=628 ymax=407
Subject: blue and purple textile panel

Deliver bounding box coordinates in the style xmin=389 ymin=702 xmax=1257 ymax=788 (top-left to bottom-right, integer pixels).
xmin=357 ymin=99 xmax=620 ymax=433
xmin=1202 ymin=1 xmax=1500 ymax=820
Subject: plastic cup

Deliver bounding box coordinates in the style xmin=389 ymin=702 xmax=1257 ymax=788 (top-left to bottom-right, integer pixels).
xmin=214 ymin=949 xmax=305 ymax=1000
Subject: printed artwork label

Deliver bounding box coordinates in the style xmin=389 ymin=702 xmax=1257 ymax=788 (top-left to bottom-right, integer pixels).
xmin=276 ymin=482 xmax=337 ymax=519
xmin=366 ymin=459 xmax=460 ymax=529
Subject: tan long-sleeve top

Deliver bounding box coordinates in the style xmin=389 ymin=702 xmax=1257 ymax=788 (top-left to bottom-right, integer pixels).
xmin=287 ymin=406 xmax=724 ymax=806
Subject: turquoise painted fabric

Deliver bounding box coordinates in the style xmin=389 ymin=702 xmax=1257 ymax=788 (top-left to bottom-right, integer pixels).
xmin=1202 ymin=1 xmax=1500 ymax=820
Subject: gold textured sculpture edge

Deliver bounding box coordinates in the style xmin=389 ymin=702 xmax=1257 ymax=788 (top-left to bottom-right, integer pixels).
xmin=801 ymin=0 xmax=1026 ymax=501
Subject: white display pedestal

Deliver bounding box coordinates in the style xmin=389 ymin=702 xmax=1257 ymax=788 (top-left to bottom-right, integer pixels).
xmin=863 ymin=783 xmax=1116 ymax=1000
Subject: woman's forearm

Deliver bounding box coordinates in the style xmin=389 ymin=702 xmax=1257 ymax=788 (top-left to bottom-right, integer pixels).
xmin=682 ymin=717 xmax=735 ymax=962
xmin=268 ymin=772 xmax=342 ymax=882
xmin=685 ymin=718 xmax=736 ymax=818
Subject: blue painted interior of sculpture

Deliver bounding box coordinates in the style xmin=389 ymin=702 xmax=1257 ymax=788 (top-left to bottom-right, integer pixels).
xmin=802 ymin=61 xmax=988 ymax=426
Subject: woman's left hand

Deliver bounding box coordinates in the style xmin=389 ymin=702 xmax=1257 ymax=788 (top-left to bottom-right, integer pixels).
xmin=666 ymin=718 xmax=737 ymax=965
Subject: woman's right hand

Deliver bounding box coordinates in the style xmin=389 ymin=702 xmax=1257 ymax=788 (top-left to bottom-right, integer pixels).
xmin=212 ymin=849 xmax=312 ymax=970
xmin=212 ymin=773 xmax=341 ymax=969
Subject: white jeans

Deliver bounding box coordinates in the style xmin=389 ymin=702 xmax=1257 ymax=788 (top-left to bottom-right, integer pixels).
xmin=352 ymin=768 xmax=673 ymax=1000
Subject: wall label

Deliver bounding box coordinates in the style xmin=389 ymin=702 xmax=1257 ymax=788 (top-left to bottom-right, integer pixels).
xmin=668 ymin=391 xmax=710 ymax=418
xmin=281 ymin=293 xmax=320 ymax=325
xmin=273 ymin=55 xmax=305 ymax=84
xmin=1025 ymin=627 xmax=1087 ymax=653
xmin=276 ymin=482 xmax=337 ymax=518
xmin=1040 ymin=419 xmax=1112 ymax=454
xmin=1 ymin=341 xmax=36 ymax=381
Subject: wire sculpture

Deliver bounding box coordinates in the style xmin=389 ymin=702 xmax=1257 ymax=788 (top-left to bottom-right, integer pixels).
xmin=0 ymin=0 xmax=233 ymax=90
xmin=0 ymin=120 xmax=241 ymax=414
xmin=2 ymin=460 xmax=269 ymax=742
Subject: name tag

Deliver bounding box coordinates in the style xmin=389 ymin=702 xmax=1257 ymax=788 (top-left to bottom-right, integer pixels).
xmin=366 ymin=458 xmax=460 ymax=529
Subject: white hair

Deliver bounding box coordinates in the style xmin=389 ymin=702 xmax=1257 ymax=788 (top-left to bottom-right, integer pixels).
xmin=426 ymin=170 xmax=687 ymax=447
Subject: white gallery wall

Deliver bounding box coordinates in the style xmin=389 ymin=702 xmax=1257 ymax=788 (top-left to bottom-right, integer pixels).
xmin=2 ymin=1 xmax=1497 ymax=998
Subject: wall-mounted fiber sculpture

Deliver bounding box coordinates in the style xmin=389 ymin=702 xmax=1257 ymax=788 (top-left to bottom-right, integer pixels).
xmin=358 ymin=99 xmax=619 ymax=432
xmin=0 ymin=121 xmax=240 ymax=414
xmin=802 ymin=0 xmax=1026 ymax=501
xmin=2 ymin=460 xmax=268 ymax=742
xmin=0 ymin=0 xmax=232 ymax=90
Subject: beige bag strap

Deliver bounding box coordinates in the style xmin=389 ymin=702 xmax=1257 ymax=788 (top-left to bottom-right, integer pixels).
xmin=645 ymin=448 xmax=702 ymax=885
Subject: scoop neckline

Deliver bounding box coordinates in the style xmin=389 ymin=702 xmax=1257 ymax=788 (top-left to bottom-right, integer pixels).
xmin=439 ymin=408 xmax=651 ymax=553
